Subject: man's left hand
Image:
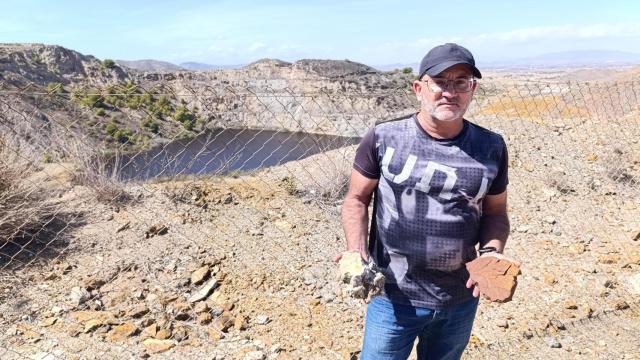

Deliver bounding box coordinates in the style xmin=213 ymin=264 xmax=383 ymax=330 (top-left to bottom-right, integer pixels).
xmin=465 ymin=253 xmax=521 ymax=300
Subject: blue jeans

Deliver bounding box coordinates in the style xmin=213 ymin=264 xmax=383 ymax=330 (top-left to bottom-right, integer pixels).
xmin=361 ymin=296 xmax=479 ymax=360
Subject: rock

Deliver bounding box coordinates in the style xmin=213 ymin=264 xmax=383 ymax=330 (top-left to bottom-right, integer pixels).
xmin=191 ymin=266 xmax=210 ymax=285
xmin=194 ymin=302 xmax=209 ymax=313
xmin=598 ymin=254 xmax=620 ymax=264
xmin=140 ymin=323 xmax=157 ymax=340
xmin=337 ymin=251 xmax=385 ymax=300
xmin=543 ymin=216 xmax=556 ymax=224
xmin=543 ymin=274 xmax=557 ymax=285
xmin=143 ymin=339 xmax=175 ymax=354
xmin=628 ymin=273 xmax=640 ymax=295
xmin=563 ymin=299 xmax=578 ymax=310
xmin=145 ymin=224 xmax=168 ymax=239
xmin=83 ymin=276 xmax=106 ymax=291
xmin=243 ymin=351 xmax=266 ymax=360
xmin=568 ymin=244 xmax=586 ymax=254
xmin=16 ymin=323 xmax=41 ymax=342
xmin=173 ymin=301 xmax=191 ymax=321
xmin=274 ymin=220 xmax=294 ymax=231
xmin=207 ymin=327 xmax=225 ymax=341
xmin=188 ymin=278 xmax=219 ymax=303
xmin=213 ymin=312 xmax=235 ymax=332
xmin=197 ymin=312 xmax=213 ymax=325
xmin=69 ymin=286 xmax=90 ymax=307
xmin=255 ymin=315 xmax=270 ymax=325
xmin=107 ymin=322 xmax=136 ymax=342
xmin=465 ymin=256 xmax=521 ymax=302
xmin=633 ymin=231 xmax=640 ymax=241
xmin=172 ymin=326 xmax=189 ymax=342
xmin=39 ymin=317 xmax=58 ymax=327
xmin=337 ymin=252 xmax=364 ymax=282
xmin=548 ymin=319 xmax=566 ymax=331
xmin=496 ymin=320 xmax=509 ymax=328
xmin=125 ymin=304 xmax=149 ymax=318
xmin=578 ymin=305 xmax=594 ymax=318
xmin=234 ymin=315 xmax=248 ymax=330
xmin=155 ymin=328 xmax=172 ymax=340
xmin=84 ymin=319 xmax=107 ymax=333
xmin=44 ymin=272 xmax=59 ymax=281
xmin=270 ymin=344 xmax=283 ymax=353
xmin=50 ymin=306 xmax=64 ymax=316
xmin=116 ymin=221 xmax=131 ymax=233
xmin=69 ymin=311 xmax=117 ymax=324
xmin=614 ymin=300 xmax=630 ymax=310
xmin=221 ymin=301 xmax=235 ymax=312
xmin=544 ymin=336 xmax=562 ymax=348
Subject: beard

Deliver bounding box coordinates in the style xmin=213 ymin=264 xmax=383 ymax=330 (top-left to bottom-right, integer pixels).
xmin=422 ymin=95 xmax=470 ymax=122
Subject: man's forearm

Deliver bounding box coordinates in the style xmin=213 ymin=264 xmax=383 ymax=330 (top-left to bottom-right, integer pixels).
xmin=478 ymin=213 xmax=510 ymax=252
xmin=341 ymin=197 xmax=370 ymax=259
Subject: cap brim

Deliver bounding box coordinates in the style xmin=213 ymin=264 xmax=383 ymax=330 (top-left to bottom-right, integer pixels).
xmin=424 ymin=60 xmax=482 ymax=79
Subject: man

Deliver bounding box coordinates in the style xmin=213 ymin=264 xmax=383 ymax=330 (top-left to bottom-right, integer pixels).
xmin=339 ymin=43 xmax=514 ymax=359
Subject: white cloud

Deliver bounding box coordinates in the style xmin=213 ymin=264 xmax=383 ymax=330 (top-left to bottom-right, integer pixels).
xmin=248 ymin=42 xmax=267 ymax=52
xmin=471 ymin=23 xmax=640 ymax=44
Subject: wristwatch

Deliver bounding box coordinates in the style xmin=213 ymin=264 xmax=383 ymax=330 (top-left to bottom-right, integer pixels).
xmin=478 ymin=246 xmax=499 ymax=255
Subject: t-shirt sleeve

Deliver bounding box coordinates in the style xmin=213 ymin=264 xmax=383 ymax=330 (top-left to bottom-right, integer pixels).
xmin=488 ymin=139 xmax=509 ymax=195
xmin=353 ymin=127 xmax=380 ymax=179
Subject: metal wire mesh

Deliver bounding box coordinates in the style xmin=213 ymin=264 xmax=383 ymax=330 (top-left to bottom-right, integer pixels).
xmin=0 ymin=76 xmax=639 ymax=359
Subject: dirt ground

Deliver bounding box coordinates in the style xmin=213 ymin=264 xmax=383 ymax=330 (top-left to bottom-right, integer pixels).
xmin=1 ymin=114 xmax=640 ymax=360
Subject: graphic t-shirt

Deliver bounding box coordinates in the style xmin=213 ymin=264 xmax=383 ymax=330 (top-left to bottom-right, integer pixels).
xmin=353 ymin=114 xmax=508 ymax=309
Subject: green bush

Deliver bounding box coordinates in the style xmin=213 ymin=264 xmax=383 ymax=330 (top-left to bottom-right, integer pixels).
xmin=43 ymin=152 xmax=53 ymax=164
xmin=174 ymin=105 xmax=196 ymax=130
xmin=102 ymin=59 xmax=116 ymax=69
xmin=46 ymin=82 xmax=63 ymax=94
xmin=79 ymin=91 xmax=104 ymax=108
xmin=113 ymin=129 xmax=132 ymax=144
xmin=142 ymin=117 xmax=160 ymax=134
xmin=402 ymin=67 xmax=413 ymax=74
xmin=96 ymin=108 xmax=106 ymax=117
xmin=105 ymin=122 xmax=118 ymax=136
xmin=30 ymin=55 xmax=43 ymax=64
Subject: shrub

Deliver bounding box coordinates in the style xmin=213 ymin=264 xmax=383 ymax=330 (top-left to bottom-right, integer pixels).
xmin=280 ymin=176 xmax=299 ymax=195
xmin=80 ymin=92 xmax=104 ymax=109
xmin=102 ymin=59 xmax=116 ymax=69
xmin=112 ymin=129 xmax=133 ymax=144
xmin=402 ymin=67 xmax=413 ymax=74
xmin=104 ymin=122 xmax=118 ymax=136
xmin=174 ymin=105 xmax=197 ymax=130
xmin=65 ymin=140 xmax=132 ymax=204
xmin=95 ymin=108 xmax=106 ymax=117
xmin=142 ymin=117 xmax=160 ymax=134
xmin=46 ymin=82 xmax=63 ymax=94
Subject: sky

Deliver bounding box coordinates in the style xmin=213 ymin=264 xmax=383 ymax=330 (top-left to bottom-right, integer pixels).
xmin=1 ymin=0 xmax=640 ymax=66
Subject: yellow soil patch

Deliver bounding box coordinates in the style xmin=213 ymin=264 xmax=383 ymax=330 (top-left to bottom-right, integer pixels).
xmin=478 ymin=95 xmax=590 ymax=123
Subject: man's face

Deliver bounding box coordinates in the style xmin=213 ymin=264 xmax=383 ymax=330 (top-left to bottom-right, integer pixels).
xmin=413 ymin=64 xmax=477 ymax=122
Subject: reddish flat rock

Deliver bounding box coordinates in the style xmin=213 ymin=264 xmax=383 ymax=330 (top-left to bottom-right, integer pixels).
xmin=466 ymin=256 xmax=521 ymax=302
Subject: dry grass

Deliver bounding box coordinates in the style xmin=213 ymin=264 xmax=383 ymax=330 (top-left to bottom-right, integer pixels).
xmin=65 ymin=142 xmax=132 ymax=204
xmin=0 ymin=138 xmax=57 ymax=242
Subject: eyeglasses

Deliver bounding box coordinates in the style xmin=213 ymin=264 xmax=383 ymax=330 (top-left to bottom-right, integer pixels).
xmin=421 ymin=77 xmax=476 ymax=93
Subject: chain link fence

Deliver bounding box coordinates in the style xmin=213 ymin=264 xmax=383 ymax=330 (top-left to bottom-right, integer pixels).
xmin=0 ymin=76 xmax=639 ymax=359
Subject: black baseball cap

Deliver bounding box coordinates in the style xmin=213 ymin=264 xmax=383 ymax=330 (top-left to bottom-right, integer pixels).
xmin=418 ymin=43 xmax=482 ymax=79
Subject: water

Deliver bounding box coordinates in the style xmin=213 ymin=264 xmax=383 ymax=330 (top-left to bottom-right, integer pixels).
xmin=116 ymin=128 xmax=360 ymax=181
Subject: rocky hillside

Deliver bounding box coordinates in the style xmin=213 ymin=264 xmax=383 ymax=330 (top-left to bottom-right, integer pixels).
xmin=116 ymin=59 xmax=185 ymax=73
xmin=0 ymin=43 xmax=416 ymax=162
